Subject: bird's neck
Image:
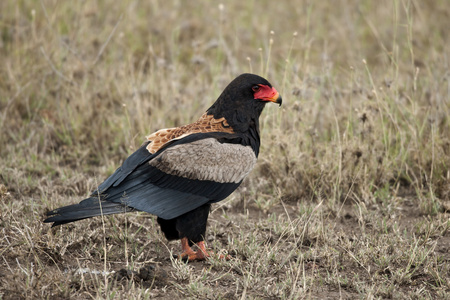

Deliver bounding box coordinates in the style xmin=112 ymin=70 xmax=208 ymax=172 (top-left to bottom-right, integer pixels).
xmin=205 ymin=108 xmax=262 ymax=157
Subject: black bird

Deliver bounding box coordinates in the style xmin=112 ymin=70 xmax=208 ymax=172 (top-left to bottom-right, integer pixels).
xmin=44 ymin=73 xmax=282 ymax=261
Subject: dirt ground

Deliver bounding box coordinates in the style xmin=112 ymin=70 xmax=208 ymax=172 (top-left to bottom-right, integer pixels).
xmin=1 ymin=0 xmax=449 ymax=298
xmin=1 ymin=185 xmax=449 ymax=299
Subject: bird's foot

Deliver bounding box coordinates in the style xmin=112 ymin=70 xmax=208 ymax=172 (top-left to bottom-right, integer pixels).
xmin=178 ymin=237 xmax=206 ymax=261
xmin=178 ymin=239 xmax=231 ymax=262
xmin=179 ymin=249 xmax=204 ymax=261
xmin=196 ymin=241 xmax=231 ymax=261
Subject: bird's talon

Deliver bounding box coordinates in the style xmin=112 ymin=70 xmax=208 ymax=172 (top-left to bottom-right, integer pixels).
xmin=178 ymin=250 xmax=206 ymax=262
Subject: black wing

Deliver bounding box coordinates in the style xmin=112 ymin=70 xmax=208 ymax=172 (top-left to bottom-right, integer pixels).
xmin=45 ymin=132 xmax=256 ymax=225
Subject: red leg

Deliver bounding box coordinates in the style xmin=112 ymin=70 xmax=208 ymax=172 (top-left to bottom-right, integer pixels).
xmin=198 ymin=241 xmax=231 ymax=260
xmin=195 ymin=241 xmax=210 ymax=260
xmin=178 ymin=238 xmax=231 ymax=261
xmin=179 ymin=237 xmax=200 ymax=261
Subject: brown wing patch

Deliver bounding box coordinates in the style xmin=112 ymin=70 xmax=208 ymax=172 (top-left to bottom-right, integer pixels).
xmin=146 ymin=113 xmax=234 ymax=154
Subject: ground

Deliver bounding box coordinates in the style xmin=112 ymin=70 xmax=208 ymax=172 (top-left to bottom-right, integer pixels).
xmin=0 ymin=0 xmax=449 ymax=299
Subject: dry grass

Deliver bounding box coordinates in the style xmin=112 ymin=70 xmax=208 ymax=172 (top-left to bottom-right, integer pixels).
xmin=1 ymin=0 xmax=449 ymax=299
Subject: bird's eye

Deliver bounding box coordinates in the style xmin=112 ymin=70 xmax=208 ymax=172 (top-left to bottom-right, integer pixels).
xmin=252 ymin=85 xmax=260 ymax=92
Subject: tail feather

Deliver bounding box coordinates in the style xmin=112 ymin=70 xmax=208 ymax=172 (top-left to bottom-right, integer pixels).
xmin=44 ymin=197 xmax=134 ymax=227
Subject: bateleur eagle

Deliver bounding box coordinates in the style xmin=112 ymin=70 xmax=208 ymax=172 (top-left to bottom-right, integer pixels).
xmin=44 ymin=73 xmax=282 ymax=261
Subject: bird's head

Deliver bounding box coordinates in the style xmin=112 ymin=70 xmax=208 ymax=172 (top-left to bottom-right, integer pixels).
xmin=207 ymin=74 xmax=282 ymax=130
xmin=222 ymin=73 xmax=282 ymax=106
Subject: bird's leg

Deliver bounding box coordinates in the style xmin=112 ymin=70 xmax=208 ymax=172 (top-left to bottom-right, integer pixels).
xmin=179 ymin=238 xmax=231 ymax=261
xmin=197 ymin=241 xmax=231 ymax=260
xmin=179 ymin=237 xmax=200 ymax=261
xmin=195 ymin=241 xmax=210 ymax=260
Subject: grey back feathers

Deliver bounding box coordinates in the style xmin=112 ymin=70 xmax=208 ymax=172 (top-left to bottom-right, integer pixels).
xmin=149 ymin=138 xmax=257 ymax=183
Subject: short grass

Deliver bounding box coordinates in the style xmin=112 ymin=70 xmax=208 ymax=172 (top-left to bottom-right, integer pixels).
xmin=1 ymin=0 xmax=449 ymax=299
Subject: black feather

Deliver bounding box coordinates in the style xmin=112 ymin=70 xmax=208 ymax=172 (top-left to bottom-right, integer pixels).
xmin=44 ymin=73 xmax=279 ymax=250
xmin=157 ymin=204 xmax=211 ymax=245
xmin=44 ymin=197 xmax=133 ymax=227
xmin=96 ymin=141 xmax=154 ymax=192
xmin=44 ymin=133 xmax=244 ymax=224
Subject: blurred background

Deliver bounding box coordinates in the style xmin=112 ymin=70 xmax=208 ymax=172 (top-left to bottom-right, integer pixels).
xmin=0 ymin=1 xmax=449 ymax=298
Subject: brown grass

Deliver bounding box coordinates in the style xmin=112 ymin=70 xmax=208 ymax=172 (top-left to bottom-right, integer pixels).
xmin=1 ymin=0 xmax=449 ymax=299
